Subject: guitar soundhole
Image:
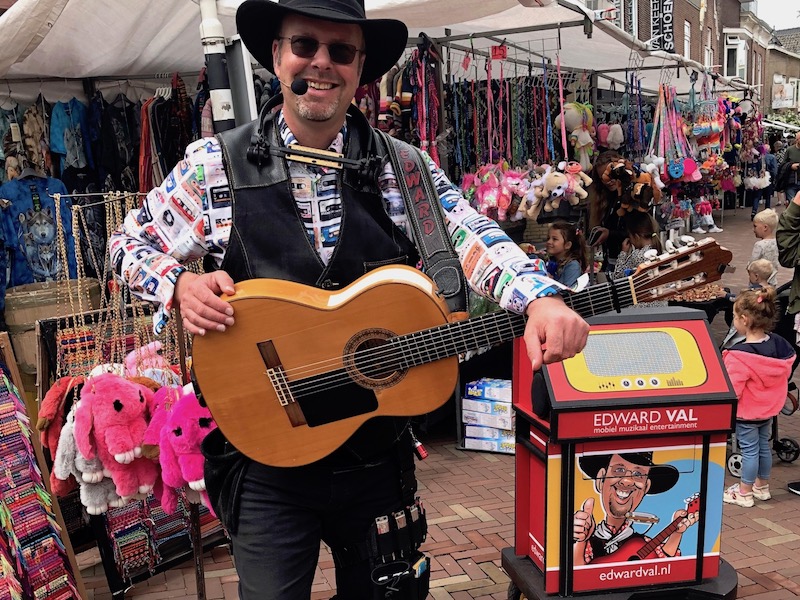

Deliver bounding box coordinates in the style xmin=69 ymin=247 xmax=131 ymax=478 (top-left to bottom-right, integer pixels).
xmin=343 ymin=328 xmax=407 ymax=390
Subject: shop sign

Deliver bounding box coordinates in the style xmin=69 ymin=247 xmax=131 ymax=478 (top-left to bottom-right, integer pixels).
xmin=490 ymin=45 xmax=508 ymax=60
xmin=650 ymin=0 xmax=675 ymax=52
xmin=772 ymin=76 xmax=797 ymax=110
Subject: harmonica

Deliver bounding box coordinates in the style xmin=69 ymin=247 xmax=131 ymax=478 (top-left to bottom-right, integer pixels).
xmin=625 ymin=512 xmax=660 ymax=524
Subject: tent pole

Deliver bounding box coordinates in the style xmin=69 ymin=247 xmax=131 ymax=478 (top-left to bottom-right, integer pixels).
xmin=199 ymin=0 xmax=235 ymax=132
xmin=432 ymin=20 xmax=586 ymax=44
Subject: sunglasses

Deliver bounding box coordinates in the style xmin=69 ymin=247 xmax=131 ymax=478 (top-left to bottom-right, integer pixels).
xmin=278 ymin=36 xmax=363 ymax=65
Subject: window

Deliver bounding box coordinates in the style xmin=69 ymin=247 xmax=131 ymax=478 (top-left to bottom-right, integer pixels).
xmin=684 ymin=21 xmax=692 ymax=59
xmin=724 ymin=36 xmax=748 ymax=80
xmin=726 ymin=47 xmax=737 ymax=77
xmin=704 ymin=27 xmax=713 ymax=67
xmin=756 ymin=52 xmax=762 ymax=89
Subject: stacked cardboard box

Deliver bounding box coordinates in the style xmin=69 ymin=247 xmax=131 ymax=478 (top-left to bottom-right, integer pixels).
xmin=461 ymin=378 xmax=514 ymax=454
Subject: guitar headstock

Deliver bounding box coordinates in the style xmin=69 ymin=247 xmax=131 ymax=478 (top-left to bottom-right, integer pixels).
xmin=630 ymin=238 xmax=733 ymax=304
xmin=685 ymin=492 xmax=701 ymax=514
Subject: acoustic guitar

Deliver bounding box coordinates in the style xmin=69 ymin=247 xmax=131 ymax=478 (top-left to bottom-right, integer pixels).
xmin=591 ymin=493 xmax=701 ymax=564
xmin=192 ymin=238 xmax=732 ymax=467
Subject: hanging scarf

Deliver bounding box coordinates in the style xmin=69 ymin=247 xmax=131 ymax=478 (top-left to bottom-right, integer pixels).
xmin=556 ymin=55 xmax=569 ymax=159
xmin=543 ymin=58 xmax=555 ymax=163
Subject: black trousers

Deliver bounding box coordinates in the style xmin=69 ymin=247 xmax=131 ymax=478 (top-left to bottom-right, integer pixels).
xmin=230 ymin=453 xmax=412 ymax=599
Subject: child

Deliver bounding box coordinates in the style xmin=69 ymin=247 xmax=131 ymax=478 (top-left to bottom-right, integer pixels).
xmin=720 ymin=259 xmax=775 ymax=348
xmin=751 ymin=208 xmax=779 ymax=286
xmin=544 ymin=220 xmax=587 ymax=288
xmin=722 ymin=287 xmax=795 ymax=507
xmin=613 ymin=211 xmax=663 ymax=276
xmin=614 ymin=211 xmax=666 ymax=307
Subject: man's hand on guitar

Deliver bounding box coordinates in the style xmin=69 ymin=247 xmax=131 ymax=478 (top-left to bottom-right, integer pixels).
xmin=672 ymin=508 xmax=699 ymax=533
xmin=524 ymin=295 xmax=589 ymax=371
xmin=174 ymin=271 xmax=236 ymax=336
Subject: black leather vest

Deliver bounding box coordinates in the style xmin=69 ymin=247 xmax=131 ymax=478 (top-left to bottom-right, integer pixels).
xmin=214 ymin=103 xmax=420 ymax=462
xmin=216 ymin=103 xmax=418 ymax=287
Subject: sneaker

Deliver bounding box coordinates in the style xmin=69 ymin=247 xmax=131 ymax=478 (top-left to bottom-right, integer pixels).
xmin=707 ymin=226 xmax=723 ymax=233
xmin=789 ymin=481 xmax=800 ymax=496
xmin=691 ymin=227 xmax=706 ymax=234
xmin=723 ymin=483 xmax=754 ymax=507
xmin=752 ymin=484 xmax=771 ymax=500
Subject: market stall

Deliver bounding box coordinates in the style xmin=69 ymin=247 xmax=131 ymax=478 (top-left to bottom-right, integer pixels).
xmin=0 ymin=1 xmax=767 ymax=598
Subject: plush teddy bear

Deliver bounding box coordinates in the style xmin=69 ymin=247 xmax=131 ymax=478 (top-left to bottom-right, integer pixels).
xmin=629 ymin=164 xmax=662 ymax=208
xmin=534 ymin=162 xmax=592 ymax=213
xmin=54 ymin=403 xmax=125 ymax=515
xmin=517 ymin=163 xmax=551 ymax=221
xmin=74 ymin=373 xmax=159 ymax=499
xmin=158 ymin=386 xmax=217 ymax=514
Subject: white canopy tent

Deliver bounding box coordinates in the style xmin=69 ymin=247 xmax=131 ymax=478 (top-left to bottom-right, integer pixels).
xmin=0 ymin=0 xmax=749 ymax=101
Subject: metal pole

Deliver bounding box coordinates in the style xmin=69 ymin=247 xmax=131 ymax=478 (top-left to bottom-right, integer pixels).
xmin=199 ymin=0 xmax=236 ymax=132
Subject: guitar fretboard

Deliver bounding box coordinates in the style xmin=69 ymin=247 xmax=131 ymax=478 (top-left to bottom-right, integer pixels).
xmin=391 ymin=278 xmax=639 ymax=369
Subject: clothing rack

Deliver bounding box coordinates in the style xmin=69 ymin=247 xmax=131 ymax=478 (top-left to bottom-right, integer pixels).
xmin=44 ymin=190 xmax=145 ymax=209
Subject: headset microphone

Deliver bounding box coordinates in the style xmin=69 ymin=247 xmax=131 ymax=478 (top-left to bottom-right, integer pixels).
xmin=282 ymin=78 xmax=308 ymax=96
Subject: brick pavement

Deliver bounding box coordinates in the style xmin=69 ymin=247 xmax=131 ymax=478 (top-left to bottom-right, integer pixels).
xmin=80 ymin=205 xmax=800 ymax=599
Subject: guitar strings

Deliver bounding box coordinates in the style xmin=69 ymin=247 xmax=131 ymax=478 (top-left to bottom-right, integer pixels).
xmin=276 ymin=277 xmax=640 ymax=395
xmin=277 ymin=265 xmax=699 ymax=392
xmin=280 ymin=273 xmax=639 ymax=382
xmin=276 ymin=271 xmax=670 ymax=396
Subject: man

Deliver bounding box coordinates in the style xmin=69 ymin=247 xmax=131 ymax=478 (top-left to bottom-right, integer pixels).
xmin=778 ymin=132 xmax=800 ymax=202
xmin=573 ymin=452 xmax=698 ymax=566
xmin=775 ymin=189 xmax=800 ymax=498
xmin=110 ymin=0 xmax=588 ymax=597
xmin=774 ymin=141 xmax=786 ymax=205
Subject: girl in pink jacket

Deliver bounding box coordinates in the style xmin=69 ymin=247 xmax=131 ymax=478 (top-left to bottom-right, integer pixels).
xmin=722 ymin=287 xmax=796 ymax=507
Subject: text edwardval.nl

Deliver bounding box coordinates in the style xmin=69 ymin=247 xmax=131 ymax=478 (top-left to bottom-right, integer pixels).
xmin=650 ymin=0 xmax=675 ymax=52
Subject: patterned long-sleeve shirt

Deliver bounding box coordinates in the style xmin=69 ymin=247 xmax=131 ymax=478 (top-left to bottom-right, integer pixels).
xmin=110 ymin=111 xmax=564 ymax=333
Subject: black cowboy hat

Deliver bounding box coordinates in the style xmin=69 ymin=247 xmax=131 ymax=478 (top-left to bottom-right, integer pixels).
xmin=236 ymin=0 xmax=409 ymax=86
xmin=578 ymin=452 xmax=679 ymax=495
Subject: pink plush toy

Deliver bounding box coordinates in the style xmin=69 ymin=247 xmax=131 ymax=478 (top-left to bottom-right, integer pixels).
xmin=158 ymin=386 xmax=217 ymax=514
xmin=125 ymin=340 xmax=182 ymax=388
xmin=74 ymin=373 xmax=159 ymax=499
xmin=142 ymin=385 xmax=182 ymax=459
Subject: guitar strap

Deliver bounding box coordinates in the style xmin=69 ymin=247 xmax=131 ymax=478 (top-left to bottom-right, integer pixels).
xmin=377 ymin=130 xmax=467 ymax=315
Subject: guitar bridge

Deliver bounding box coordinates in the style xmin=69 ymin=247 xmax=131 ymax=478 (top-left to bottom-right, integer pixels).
xmin=258 ymin=341 xmax=307 ymax=427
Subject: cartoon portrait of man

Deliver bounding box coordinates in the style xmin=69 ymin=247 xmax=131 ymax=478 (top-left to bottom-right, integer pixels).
xmin=573 ymin=452 xmax=699 ymax=566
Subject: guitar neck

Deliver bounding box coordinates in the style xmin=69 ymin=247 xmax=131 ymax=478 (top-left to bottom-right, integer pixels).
xmin=394 ymin=278 xmax=637 ymax=369
xmin=634 ymin=519 xmax=682 ymax=559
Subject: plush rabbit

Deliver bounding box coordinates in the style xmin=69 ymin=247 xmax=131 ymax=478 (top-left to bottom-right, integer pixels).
xmin=36 ymin=376 xmax=84 ymax=457
xmin=74 ymin=373 xmax=159 ymax=499
xmin=158 ymin=386 xmax=217 ymax=514
xmin=54 ymin=403 xmax=125 ymax=515
xmin=142 ymin=385 xmax=183 ymax=460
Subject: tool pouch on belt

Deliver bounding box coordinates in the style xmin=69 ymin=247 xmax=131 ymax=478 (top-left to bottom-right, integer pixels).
xmin=368 ymin=498 xmax=429 ymax=599
xmin=370 ymin=552 xmax=430 ymax=600
xmin=201 ymin=428 xmax=249 ymax=535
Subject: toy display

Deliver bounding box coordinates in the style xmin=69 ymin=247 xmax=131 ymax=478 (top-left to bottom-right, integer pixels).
xmin=74 ymin=373 xmax=159 ymax=499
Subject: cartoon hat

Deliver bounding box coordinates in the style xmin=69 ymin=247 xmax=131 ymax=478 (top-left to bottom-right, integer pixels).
xmin=579 ymin=451 xmax=679 ymax=494
xmin=236 ymin=0 xmax=409 ymax=86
